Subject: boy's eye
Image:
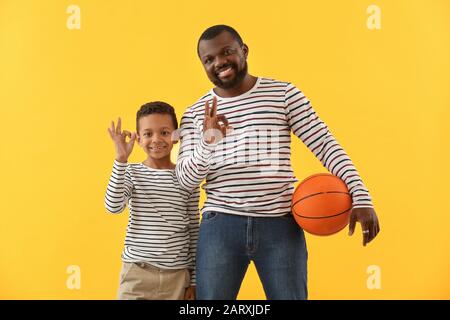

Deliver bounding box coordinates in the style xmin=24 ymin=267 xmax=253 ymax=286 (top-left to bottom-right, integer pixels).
xmin=204 ymin=58 xmax=212 ymax=64
xmin=162 ymin=131 xmax=170 ymax=136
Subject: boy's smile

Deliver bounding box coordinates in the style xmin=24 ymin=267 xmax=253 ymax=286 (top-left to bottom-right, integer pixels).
xmin=149 ymin=145 xmax=168 ymax=153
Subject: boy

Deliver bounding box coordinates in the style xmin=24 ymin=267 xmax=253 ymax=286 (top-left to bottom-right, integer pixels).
xmin=105 ymin=101 xmax=199 ymax=300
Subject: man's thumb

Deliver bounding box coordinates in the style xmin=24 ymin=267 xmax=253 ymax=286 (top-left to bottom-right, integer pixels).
xmin=348 ymin=210 xmax=356 ymax=236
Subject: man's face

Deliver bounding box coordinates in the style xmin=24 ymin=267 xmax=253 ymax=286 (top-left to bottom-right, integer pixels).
xmin=198 ymin=31 xmax=248 ymax=89
xmin=137 ymin=114 xmax=176 ymax=160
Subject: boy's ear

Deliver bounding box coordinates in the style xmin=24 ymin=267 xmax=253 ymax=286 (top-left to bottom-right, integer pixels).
xmin=171 ymin=129 xmax=180 ymax=144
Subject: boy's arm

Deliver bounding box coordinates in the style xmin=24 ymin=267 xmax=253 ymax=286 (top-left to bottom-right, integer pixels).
xmin=186 ymin=186 xmax=200 ymax=287
xmin=175 ymin=108 xmax=217 ymax=191
xmin=105 ymin=117 xmax=136 ymax=213
xmin=104 ymin=160 xmax=133 ymax=214
xmin=284 ymin=83 xmax=373 ymax=208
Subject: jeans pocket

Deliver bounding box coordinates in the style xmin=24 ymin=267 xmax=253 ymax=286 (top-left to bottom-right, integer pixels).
xmin=202 ymin=211 xmax=219 ymax=222
xmin=280 ymin=213 xmax=295 ymax=221
xmin=281 ymin=213 xmax=294 ymax=218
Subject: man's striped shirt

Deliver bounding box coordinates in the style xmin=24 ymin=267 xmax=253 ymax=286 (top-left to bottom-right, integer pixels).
xmin=105 ymin=160 xmax=200 ymax=285
xmin=176 ymin=77 xmax=373 ymax=217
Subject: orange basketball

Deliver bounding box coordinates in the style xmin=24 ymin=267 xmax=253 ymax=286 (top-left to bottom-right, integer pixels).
xmin=292 ymin=173 xmax=352 ymax=236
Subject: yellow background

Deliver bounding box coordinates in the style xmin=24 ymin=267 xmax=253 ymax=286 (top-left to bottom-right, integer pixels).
xmin=1 ymin=0 xmax=449 ymax=299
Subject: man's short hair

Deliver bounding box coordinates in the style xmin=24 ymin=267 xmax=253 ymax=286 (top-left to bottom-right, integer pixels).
xmin=197 ymin=25 xmax=244 ymax=56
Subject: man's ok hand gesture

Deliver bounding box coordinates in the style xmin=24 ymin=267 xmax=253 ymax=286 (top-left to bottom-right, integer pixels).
xmin=203 ymin=96 xmax=231 ymax=144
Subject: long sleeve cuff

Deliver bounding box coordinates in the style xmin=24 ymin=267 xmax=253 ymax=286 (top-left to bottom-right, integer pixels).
xmin=195 ymin=135 xmax=218 ymax=160
xmin=113 ymin=159 xmax=128 ymax=170
xmin=351 ymin=188 xmax=374 ymax=209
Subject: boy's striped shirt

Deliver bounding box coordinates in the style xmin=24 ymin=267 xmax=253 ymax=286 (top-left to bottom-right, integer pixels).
xmin=105 ymin=160 xmax=199 ymax=285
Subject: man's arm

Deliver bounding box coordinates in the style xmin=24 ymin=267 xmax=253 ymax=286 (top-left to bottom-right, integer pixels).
xmin=175 ymin=108 xmax=216 ymax=190
xmin=285 ymin=83 xmax=380 ymax=245
xmin=176 ymin=97 xmax=230 ymax=191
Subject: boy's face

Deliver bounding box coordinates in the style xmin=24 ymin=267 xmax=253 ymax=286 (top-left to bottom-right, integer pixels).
xmin=137 ymin=114 xmax=177 ymax=160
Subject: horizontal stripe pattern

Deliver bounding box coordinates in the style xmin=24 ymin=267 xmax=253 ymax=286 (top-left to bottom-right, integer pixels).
xmin=105 ymin=160 xmax=199 ymax=285
xmin=176 ymin=77 xmax=373 ymax=217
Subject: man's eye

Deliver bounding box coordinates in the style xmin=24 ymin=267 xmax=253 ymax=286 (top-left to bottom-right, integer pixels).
xmin=204 ymin=58 xmax=211 ymax=64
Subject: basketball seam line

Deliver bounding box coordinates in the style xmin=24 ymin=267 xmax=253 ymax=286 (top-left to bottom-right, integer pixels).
xmin=292 ymin=191 xmax=350 ymax=208
xmin=292 ymin=207 xmax=352 ymax=219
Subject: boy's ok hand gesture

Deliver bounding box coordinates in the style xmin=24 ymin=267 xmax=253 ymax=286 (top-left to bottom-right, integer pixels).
xmin=108 ymin=117 xmax=136 ymax=163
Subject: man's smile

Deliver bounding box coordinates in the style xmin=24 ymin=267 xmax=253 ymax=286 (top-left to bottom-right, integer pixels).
xmin=216 ymin=66 xmax=235 ymax=79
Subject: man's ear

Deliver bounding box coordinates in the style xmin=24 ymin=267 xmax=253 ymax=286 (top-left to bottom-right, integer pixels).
xmin=242 ymin=44 xmax=249 ymax=59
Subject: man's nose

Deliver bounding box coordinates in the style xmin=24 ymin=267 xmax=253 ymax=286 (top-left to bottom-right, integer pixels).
xmin=214 ymin=55 xmax=228 ymax=69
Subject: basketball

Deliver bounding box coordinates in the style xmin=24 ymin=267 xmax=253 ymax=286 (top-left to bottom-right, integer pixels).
xmin=292 ymin=173 xmax=352 ymax=236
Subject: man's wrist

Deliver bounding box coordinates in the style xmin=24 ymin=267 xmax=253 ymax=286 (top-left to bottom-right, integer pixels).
xmin=201 ymin=135 xmax=218 ymax=149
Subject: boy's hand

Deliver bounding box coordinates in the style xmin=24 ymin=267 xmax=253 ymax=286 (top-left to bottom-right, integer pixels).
xmin=108 ymin=117 xmax=136 ymax=163
xmin=203 ymin=96 xmax=232 ymax=144
xmin=184 ymin=286 xmax=196 ymax=300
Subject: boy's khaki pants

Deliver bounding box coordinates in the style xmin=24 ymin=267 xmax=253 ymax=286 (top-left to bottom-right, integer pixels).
xmin=117 ymin=262 xmax=190 ymax=300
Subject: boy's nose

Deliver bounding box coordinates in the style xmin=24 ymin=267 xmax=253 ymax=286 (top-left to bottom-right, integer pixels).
xmin=150 ymin=134 xmax=163 ymax=143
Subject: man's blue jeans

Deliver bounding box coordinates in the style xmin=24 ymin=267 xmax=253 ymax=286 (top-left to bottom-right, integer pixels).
xmin=196 ymin=211 xmax=308 ymax=300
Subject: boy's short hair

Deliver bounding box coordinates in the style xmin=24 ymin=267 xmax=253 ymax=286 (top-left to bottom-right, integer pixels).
xmin=136 ymin=101 xmax=178 ymax=132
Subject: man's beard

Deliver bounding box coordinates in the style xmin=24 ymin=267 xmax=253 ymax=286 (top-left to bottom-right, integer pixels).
xmin=212 ymin=61 xmax=248 ymax=89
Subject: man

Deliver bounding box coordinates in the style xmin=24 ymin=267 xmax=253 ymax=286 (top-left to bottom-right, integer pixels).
xmin=176 ymin=25 xmax=380 ymax=300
